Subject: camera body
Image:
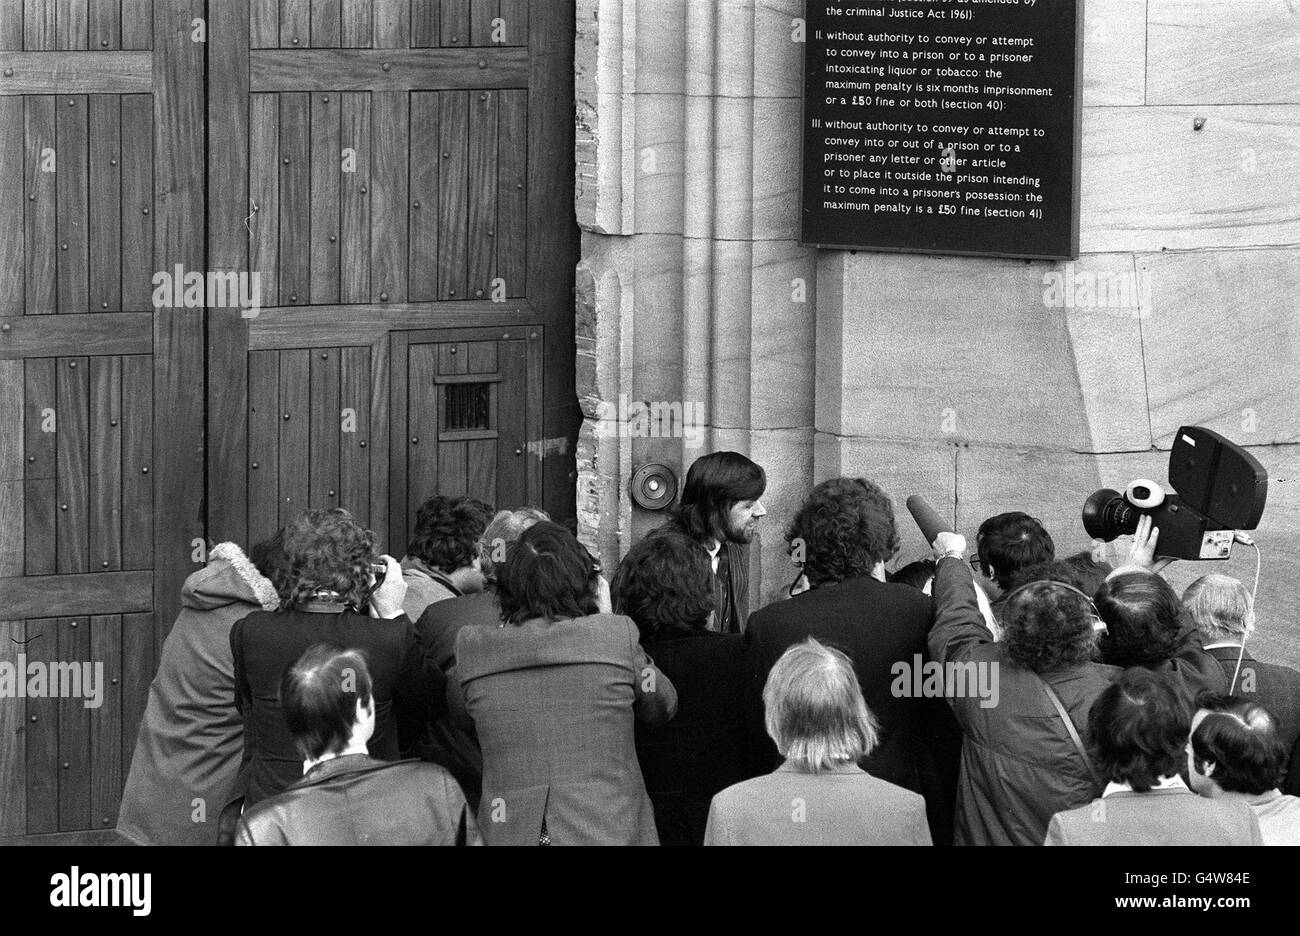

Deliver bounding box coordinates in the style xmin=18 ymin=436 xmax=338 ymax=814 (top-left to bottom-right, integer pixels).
xmin=1082 ymin=426 xmax=1267 ymax=560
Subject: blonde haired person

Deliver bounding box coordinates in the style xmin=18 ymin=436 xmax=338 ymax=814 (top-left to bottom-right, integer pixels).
xmin=704 ymin=639 xmax=932 ymax=845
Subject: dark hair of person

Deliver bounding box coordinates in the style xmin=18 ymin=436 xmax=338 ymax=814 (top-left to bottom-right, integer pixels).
xmin=249 ymin=528 xmax=291 ymax=595
xmin=277 ymin=508 xmax=378 ymax=612
xmin=999 ymin=580 xmax=1099 ymax=672
xmin=496 ymin=521 xmax=603 ymax=625
xmin=975 ymin=512 xmax=1055 ymax=589
xmin=612 ymin=529 xmax=716 ymax=641
xmin=1190 ymin=692 xmax=1286 ymax=795
xmin=786 ymin=478 xmax=900 ymax=586
xmin=280 ymin=644 xmax=373 ymax=762
xmin=1089 ymin=667 xmax=1189 ymax=792
xmin=406 ymin=495 xmax=491 ymax=572
xmin=672 ymin=451 xmax=766 ymax=543
xmin=1095 ymin=572 xmax=1184 ymax=669
xmin=888 ymin=558 xmax=936 ymax=591
xmin=1006 ymin=552 xmax=1111 ymax=598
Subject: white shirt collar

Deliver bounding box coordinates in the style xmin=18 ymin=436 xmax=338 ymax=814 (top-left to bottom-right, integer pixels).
xmin=1203 ymin=641 xmax=1245 ymax=651
xmin=1102 ymin=774 xmax=1188 ymax=798
xmin=705 ymin=540 xmax=721 ymax=574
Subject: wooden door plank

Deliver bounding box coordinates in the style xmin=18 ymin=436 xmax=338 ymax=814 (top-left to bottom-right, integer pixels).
xmin=311 ymin=0 xmax=341 ymax=47
xmin=247 ymin=349 xmax=280 ymax=547
xmin=338 ymin=345 xmax=370 ymax=526
xmin=120 ymin=0 xmax=151 ymax=50
xmin=466 ymin=340 xmax=496 ymax=373
xmin=372 ymin=0 xmax=407 ymax=48
xmin=497 ymin=0 xmax=527 ymax=47
xmin=496 ymin=88 xmax=526 ymax=296
xmin=468 ymin=437 xmax=495 ymax=505
xmin=280 ymin=0 xmax=309 ymax=48
xmin=120 ymin=611 xmax=153 ymax=780
xmin=22 ymin=0 xmax=54 ymax=50
xmin=310 ymin=91 xmax=341 ymax=303
xmin=441 ymin=0 xmax=470 ymax=48
xmin=436 ymin=440 xmax=466 ymax=500
xmin=0 ymin=0 xmax=22 ymax=48
xmin=153 ymin=0 xmax=207 ymax=632
xmin=278 ymin=92 xmax=310 ymax=305
xmin=341 ymin=0 xmax=371 ymax=48
xmin=0 ymin=97 xmax=23 ymax=316
xmin=370 ymin=90 xmax=408 ymax=304
xmin=57 ymin=615 xmax=92 ymax=831
xmin=250 ymin=0 xmax=278 ymax=48
xmin=249 ymin=93 xmax=279 ymax=307
xmin=0 ymin=570 xmax=152 ymax=619
xmin=466 ymin=89 xmax=497 ymax=300
xmin=23 ymin=357 xmax=56 ymax=574
xmin=119 ymin=354 xmax=151 ymax=570
xmin=89 ymin=355 xmax=122 ymax=572
xmin=496 ymin=338 xmax=526 ymax=508
xmin=278 ymin=349 xmax=310 ymax=525
xmin=25 ymin=617 xmax=58 ymax=834
xmin=412 ymin=0 xmax=439 ymax=48
xmin=470 ymin=0 xmax=497 ymax=46
xmin=89 ymin=0 xmax=121 ymax=50
xmin=89 ymin=613 xmax=122 ymax=830
xmin=56 ymin=0 xmax=87 ymax=50
xmin=368 ymin=335 xmax=391 ymax=551
xmin=408 ymin=91 xmax=439 ymax=301
xmin=55 ymin=356 xmax=89 ymax=574
xmin=524 ymin=328 xmax=543 ymax=507
xmin=24 ymin=95 xmax=56 ymax=315
xmin=249 ymin=47 xmax=528 ymax=91
xmin=439 ymin=340 xmax=467 ymax=375
xmin=408 ymin=343 xmax=439 ymax=520
xmin=88 ymin=94 xmax=121 ymax=313
xmin=119 ymin=94 xmax=152 ymax=311
xmin=55 ymin=94 xmax=89 ymax=315
xmin=309 ymin=347 xmax=341 ymax=509
xmin=0 ymin=360 xmax=22 ymax=575
xmin=0 ymin=620 xmax=26 ymax=836
xmin=339 ymin=91 xmax=369 ymax=303
xmin=437 ymin=91 xmax=467 ymax=300
xmin=206 ymin=0 xmax=251 ymax=548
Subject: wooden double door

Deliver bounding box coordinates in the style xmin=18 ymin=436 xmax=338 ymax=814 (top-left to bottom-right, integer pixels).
xmin=0 ymin=0 xmax=576 ymax=838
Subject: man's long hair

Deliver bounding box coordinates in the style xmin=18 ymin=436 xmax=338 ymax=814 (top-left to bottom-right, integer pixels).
xmin=671 ymin=451 xmax=765 ymax=543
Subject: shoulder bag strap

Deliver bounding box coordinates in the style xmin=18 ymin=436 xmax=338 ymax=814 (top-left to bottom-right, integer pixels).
xmin=1039 ymin=676 xmax=1104 ymax=790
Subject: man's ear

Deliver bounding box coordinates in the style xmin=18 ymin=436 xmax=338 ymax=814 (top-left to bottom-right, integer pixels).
xmin=1195 ymin=756 xmax=1217 ymax=779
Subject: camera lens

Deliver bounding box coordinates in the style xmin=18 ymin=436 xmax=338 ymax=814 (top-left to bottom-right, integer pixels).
xmin=1082 ymin=488 xmax=1139 ymax=542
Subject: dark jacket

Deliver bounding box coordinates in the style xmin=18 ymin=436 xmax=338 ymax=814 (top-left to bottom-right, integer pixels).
xmin=656 ymin=520 xmax=751 ymax=634
xmin=636 ymin=631 xmax=748 ymax=846
xmin=1102 ymin=612 xmax=1226 ymax=709
xmin=411 ymin=589 xmax=504 ymax=805
xmin=454 ymin=613 xmax=678 ymax=845
xmin=1205 ymin=645 xmax=1300 ymax=795
xmin=929 ymin=556 xmax=1121 ymax=846
xmin=117 ymin=544 xmax=279 ymax=845
xmin=745 ymin=574 xmax=960 ymax=844
xmin=235 ymin=754 xmax=481 ymax=846
xmin=230 ymin=603 xmax=442 ymax=807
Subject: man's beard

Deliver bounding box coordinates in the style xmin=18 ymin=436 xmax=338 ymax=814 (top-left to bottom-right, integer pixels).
xmin=722 ymin=518 xmax=757 ymax=545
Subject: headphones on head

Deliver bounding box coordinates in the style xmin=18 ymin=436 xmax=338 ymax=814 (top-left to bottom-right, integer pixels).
xmin=1000 ymin=578 xmax=1106 ymax=633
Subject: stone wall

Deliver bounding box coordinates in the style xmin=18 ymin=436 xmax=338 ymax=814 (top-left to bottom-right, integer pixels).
xmin=575 ymin=0 xmax=1300 ymax=666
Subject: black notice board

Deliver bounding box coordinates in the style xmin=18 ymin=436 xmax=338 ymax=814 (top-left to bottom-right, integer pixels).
xmin=801 ymin=0 xmax=1084 ymax=260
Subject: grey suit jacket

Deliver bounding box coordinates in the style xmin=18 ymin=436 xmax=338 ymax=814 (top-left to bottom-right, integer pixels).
xmin=1045 ymin=788 xmax=1262 ymax=846
xmin=704 ymin=762 xmax=932 ymax=846
xmin=454 ymin=613 xmax=677 ymax=845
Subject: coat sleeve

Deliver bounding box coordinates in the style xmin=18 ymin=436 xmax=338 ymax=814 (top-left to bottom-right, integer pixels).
xmin=703 ymin=794 xmax=730 ymax=846
xmin=394 ymin=616 xmax=446 ymax=752
xmin=1163 ymin=610 xmax=1228 ymax=702
xmin=928 ymin=556 xmax=995 ymax=666
xmin=631 ymin=623 xmax=678 ymax=725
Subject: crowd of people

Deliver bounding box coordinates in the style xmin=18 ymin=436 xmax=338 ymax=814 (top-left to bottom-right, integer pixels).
xmin=115 ymin=451 xmax=1300 ymax=846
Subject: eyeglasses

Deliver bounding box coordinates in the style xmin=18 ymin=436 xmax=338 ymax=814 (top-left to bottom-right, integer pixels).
xmin=968 ymin=556 xmax=985 ymax=575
